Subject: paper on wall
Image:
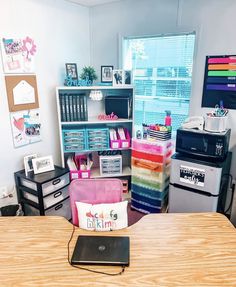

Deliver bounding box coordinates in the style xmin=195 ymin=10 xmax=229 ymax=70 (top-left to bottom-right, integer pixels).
xmin=13 ymin=80 xmax=35 ymax=105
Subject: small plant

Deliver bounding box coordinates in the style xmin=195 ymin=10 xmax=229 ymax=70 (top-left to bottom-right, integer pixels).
xmin=80 ymin=66 xmax=98 ymax=84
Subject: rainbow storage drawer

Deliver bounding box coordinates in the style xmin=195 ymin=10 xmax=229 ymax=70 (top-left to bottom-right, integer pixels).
xmin=131 ymin=138 xmax=172 ymax=213
xmin=131 ymin=184 xmax=168 ymax=213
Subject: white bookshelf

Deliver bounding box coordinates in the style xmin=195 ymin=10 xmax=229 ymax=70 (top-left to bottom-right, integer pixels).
xmin=56 ymin=85 xmax=134 ymax=180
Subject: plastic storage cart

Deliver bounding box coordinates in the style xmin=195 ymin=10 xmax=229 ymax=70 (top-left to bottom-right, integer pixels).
xmin=131 ymin=138 xmax=173 ymax=213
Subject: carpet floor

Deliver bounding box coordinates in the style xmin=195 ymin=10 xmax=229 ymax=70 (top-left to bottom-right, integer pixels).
xmin=127 ymin=203 xmax=146 ymax=226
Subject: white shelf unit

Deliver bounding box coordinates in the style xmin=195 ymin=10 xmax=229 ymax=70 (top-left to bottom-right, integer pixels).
xmin=56 ymin=85 xmax=134 ymax=180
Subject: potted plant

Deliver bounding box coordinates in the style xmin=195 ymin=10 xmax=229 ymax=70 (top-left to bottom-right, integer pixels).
xmin=80 ymin=66 xmax=98 ymax=85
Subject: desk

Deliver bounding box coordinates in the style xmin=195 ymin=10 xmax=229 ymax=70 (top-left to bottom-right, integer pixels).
xmin=0 ymin=213 xmax=235 ymax=286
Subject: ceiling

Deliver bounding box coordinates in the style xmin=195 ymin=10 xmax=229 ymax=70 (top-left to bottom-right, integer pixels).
xmin=66 ymin=0 xmax=122 ymax=7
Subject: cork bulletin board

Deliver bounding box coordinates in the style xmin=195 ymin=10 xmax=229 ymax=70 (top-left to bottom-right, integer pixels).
xmin=5 ymin=75 xmax=39 ymax=112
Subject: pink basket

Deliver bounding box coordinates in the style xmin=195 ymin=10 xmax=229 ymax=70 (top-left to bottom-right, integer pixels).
xmin=69 ymin=178 xmax=123 ymax=226
xmin=118 ymin=128 xmax=131 ymax=148
xmin=70 ymin=170 xmax=91 ymax=180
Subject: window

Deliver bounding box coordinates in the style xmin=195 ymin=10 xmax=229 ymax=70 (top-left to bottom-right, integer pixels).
xmin=122 ymin=33 xmax=195 ymax=132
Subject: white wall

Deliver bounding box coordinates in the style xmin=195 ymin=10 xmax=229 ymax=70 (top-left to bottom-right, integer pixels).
xmin=90 ymin=0 xmax=236 ymax=178
xmin=0 ymin=0 xmax=90 ymax=204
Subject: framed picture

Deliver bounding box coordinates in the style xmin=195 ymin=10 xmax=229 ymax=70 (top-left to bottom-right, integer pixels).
xmin=24 ymin=154 xmax=37 ymax=176
xmin=124 ymin=70 xmax=132 ymax=85
xmin=32 ymin=155 xmax=54 ymax=174
xmin=113 ymin=69 xmax=123 ymax=86
xmin=65 ymin=63 xmax=78 ymax=80
xmin=101 ymin=65 xmax=113 ymax=83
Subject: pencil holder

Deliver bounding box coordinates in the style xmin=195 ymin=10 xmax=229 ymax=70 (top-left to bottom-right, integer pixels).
xmin=204 ymin=116 xmax=227 ymax=133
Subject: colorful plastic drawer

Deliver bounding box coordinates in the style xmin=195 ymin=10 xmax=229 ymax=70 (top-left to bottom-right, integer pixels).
xmin=132 ymin=138 xmax=172 ymax=155
xmin=132 ymin=149 xmax=172 ymax=163
xmin=131 ymin=190 xmax=162 ymax=207
xmin=64 ymin=143 xmax=86 ymax=152
xmin=87 ymin=128 xmax=108 ymax=137
xmin=131 ymin=183 xmax=168 ymax=200
xmin=63 ymin=130 xmax=85 ymax=137
xmin=131 ymin=157 xmax=164 ymax=172
xmin=131 ymin=198 xmax=162 ymax=214
xmin=63 ymin=129 xmax=86 ymax=152
xmin=87 ymin=128 xmax=109 ymax=150
xmin=132 ymin=165 xmax=170 ymax=181
xmin=131 ymin=175 xmax=169 ymax=192
xmin=132 ymin=167 xmax=169 ymax=185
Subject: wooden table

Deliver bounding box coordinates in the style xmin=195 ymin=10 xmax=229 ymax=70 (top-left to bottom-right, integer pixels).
xmin=0 ymin=213 xmax=235 ymax=286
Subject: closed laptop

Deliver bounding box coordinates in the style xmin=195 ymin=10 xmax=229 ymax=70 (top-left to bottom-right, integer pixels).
xmin=71 ymin=235 xmax=130 ymax=266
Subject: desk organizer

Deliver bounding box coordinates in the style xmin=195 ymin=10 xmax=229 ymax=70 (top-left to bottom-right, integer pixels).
xmin=87 ymin=128 xmax=109 ymax=150
xmin=99 ymin=155 xmax=122 ymax=176
xmin=62 ymin=129 xmax=86 ymax=152
xmin=69 ymin=155 xmax=91 ymax=180
xmin=110 ymin=128 xmax=131 ymax=149
xmin=131 ymin=138 xmax=173 ymax=214
xmin=204 ymin=115 xmax=227 ymax=133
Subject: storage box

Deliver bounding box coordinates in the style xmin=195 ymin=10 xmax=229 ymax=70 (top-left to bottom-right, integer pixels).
xmin=86 ymin=128 xmax=109 ymax=150
xmin=118 ymin=128 xmax=130 ymax=148
xmin=70 ymin=155 xmax=91 ymax=180
xmin=110 ymin=128 xmax=131 ymax=149
xmin=99 ymin=155 xmax=122 ymax=176
xmin=22 ymin=186 xmax=69 ymax=209
xmin=20 ymin=172 xmax=70 ymax=197
xmin=23 ymin=197 xmax=71 ymax=220
xmin=70 ymin=169 xmax=91 ymax=180
xmin=63 ymin=129 xmax=86 ymax=152
xmin=132 ymin=138 xmax=172 ymax=154
xmin=105 ymin=96 xmax=131 ymax=119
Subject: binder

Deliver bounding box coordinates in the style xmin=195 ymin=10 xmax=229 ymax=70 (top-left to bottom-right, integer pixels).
xmin=83 ymin=94 xmax=88 ymax=121
xmin=69 ymin=94 xmax=74 ymax=121
xmin=72 ymin=95 xmax=77 ymax=121
xmin=76 ymin=95 xmax=81 ymax=121
xmin=59 ymin=94 xmax=66 ymax=122
xmin=64 ymin=94 xmax=70 ymax=121
xmin=79 ymin=95 xmax=84 ymax=121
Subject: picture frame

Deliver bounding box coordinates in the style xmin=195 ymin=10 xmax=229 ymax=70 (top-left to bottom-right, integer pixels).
xmin=24 ymin=154 xmax=37 ymax=176
xmin=113 ymin=69 xmax=123 ymax=86
xmin=101 ymin=65 xmax=113 ymax=83
xmin=65 ymin=63 xmax=78 ymax=80
xmin=124 ymin=70 xmax=132 ymax=85
xmin=32 ymin=155 xmax=55 ymax=174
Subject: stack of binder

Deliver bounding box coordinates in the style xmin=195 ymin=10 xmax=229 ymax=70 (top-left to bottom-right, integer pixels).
xmin=59 ymin=93 xmax=88 ymax=122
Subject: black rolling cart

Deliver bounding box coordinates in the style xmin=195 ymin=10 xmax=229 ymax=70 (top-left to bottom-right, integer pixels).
xmin=14 ymin=165 xmax=71 ymax=220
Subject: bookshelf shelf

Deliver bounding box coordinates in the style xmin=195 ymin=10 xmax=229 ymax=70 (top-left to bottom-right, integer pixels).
xmin=56 ymin=85 xmax=134 ymax=184
xmin=61 ymin=118 xmax=133 ymax=125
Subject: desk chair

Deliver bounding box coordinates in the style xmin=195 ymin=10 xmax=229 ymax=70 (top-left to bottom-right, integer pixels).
xmin=69 ymin=178 xmax=123 ymax=226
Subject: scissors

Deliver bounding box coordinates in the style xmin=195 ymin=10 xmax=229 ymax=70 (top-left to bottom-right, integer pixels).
xmin=215 ymin=104 xmax=227 ymax=116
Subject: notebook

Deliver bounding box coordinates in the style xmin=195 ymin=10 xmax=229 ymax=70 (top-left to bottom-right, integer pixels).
xmin=71 ymin=235 xmax=130 ymax=266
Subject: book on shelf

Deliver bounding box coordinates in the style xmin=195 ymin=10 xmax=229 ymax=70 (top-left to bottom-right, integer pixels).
xmin=59 ymin=93 xmax=87 ymax=122
xmin=59 ymin=94 xmax=66 ymax=122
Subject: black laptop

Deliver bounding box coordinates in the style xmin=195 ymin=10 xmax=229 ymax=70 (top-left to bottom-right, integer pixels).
xmin=71 ymin=235 xmax=130 ymax=266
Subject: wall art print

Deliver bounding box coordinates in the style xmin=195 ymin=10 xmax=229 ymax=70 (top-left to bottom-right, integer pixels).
xmin=10 ymin=109 xmax=41 ymax=148
xmin=1 ymin=37 xmax=37 ymax=73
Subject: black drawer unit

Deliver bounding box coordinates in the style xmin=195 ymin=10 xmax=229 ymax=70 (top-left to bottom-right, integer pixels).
xmin=14 ymin=165 xmax=71 ymax=220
